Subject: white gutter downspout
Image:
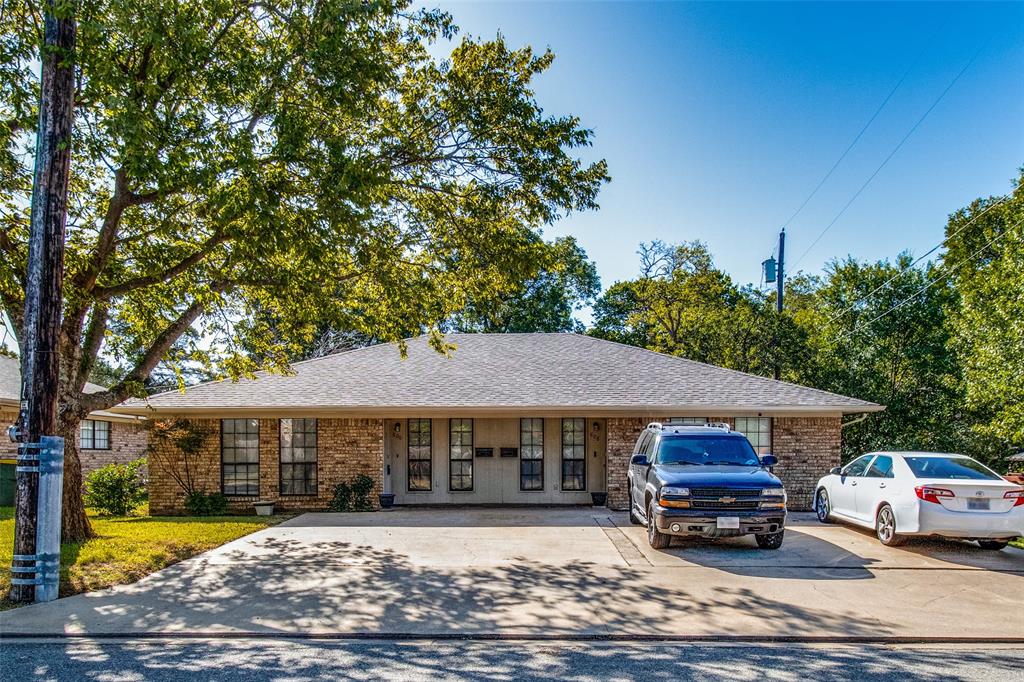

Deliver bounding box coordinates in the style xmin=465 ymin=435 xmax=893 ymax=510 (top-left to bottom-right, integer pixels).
xmin=840 ymin=413 xmax=870 ymax=430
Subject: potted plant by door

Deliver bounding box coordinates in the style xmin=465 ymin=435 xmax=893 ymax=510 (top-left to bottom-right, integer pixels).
xmin=591 ymin=492 xmax=607 ymax=507
xmin=378 ymin=493 xmax=395 ymax=508
xmin=253 ymin=500 xmax=276 ymax=516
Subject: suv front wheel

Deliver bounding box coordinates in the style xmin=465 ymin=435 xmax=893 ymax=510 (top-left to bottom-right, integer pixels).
xmin=647 ymin=501 xmax=671 ymax=549
xmin=755 ymin=530 xmax=785 ymax=549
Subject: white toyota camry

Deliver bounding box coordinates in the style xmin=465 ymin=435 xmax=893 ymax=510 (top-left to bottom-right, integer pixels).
xmin=814 ymin=451 xmax=1024 ymax=549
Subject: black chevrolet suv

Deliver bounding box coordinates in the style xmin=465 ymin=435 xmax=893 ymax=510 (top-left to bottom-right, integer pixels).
xmin=627 ymin=422 xmax=787 ymax=549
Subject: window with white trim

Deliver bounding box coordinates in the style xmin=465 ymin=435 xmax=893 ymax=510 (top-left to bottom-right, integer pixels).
xmin=408 ymin=418 xmax=432 ymax=491
xmin=449 ymin=418 xmax=473 ymax=491
xmin=734 ymin=417 xmax=772 ymax=455
xmin=561 ymin=418 xmax=586 ymax=491
xmin=80 ymin=419 xmax=111 ymax=450
xmin=520 ymin=418 xmax=544 ymax=491
xmin=666 ymin=417 xmax=708 ymax=425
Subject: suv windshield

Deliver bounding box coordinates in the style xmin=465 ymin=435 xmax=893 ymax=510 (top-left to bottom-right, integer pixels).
xmin=656 ymin=435 xmax=760 ymax=467
xmin=904 ymin=456 xmax=1002 ymax=481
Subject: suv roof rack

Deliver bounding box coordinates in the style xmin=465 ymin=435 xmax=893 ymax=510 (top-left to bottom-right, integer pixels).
xmin=646 ymin=421 xmax=663 ymax=430
xmin=708 ymin=422 xmax=730 ymax=431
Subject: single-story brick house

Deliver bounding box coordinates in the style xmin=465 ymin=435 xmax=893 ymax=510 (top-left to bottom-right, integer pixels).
xmin=0 ymin=355 xmax=149 ymax=504
xmin=112 ymin=333 xmax=883 ymax=514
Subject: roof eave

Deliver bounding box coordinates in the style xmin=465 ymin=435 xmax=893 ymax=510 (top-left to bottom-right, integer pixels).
xmin=108 ymin=403 xmax=885 ymax=418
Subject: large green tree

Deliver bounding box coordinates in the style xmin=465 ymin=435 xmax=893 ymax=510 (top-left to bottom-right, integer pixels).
xmin=589 ymin=241 xmax=805 ymax=376
xmin=944 ymin=173 xmax=1024 ymax=447
xmin=449 ymin=235 xmax=599 ymax=333
xmin=0 ymin=0 xmax=607 ymax=539
xmin=787 ymin=258 xmax=999 ymax=463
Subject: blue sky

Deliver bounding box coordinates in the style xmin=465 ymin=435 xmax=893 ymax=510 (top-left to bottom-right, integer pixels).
xmin=434 ymin=1 xmax=1024 ymax=307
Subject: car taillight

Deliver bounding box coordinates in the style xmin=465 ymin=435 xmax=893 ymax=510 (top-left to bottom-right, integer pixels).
xmin=1004 ymin=490 xmax=1024 ymax=507
xmin=915 ymin=486 xmax=955 ymax=504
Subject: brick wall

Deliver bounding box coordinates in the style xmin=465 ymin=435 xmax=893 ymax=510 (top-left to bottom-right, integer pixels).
xmin=772 ymin=416 xmax=842 ymax=509
xmin=78 ymin=420 xmax=149 ymax=475
xmin=1 ymin=408 xmax=148 ymax=470
xmin=149 ymin=417 xmax=384 ymax=515
xmin=604 ymin=415 xmax=840 ymax=512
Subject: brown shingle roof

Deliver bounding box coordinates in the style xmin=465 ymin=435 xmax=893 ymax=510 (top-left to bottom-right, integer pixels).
xmin=116 ymin=333 xmax=882 ymax=416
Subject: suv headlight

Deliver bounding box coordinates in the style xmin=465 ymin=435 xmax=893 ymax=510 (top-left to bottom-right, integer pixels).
xmin=659 ymin=486 xmax=691 ymax=508
xmin=761 ymin=487 xmax=786 ymax=498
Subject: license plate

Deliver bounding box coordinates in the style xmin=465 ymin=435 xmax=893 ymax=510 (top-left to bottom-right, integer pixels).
xmin=716 ymin=516 xmax=740 ymax=529
xmin=967 ymin=498 xmax=990 ymax=511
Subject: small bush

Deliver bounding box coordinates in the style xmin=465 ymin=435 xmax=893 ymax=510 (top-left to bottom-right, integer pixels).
xmin=184 ymin=491 xmax=229 ymax=516
xmin=328 ymin=475 xmax=375 ymax=512
xmin=84 ymin=458 xmax=148 ymax=516
xmin=328 ymin=482 xmax=353 ymax=512
xmin=351 ymin=474 xmax=374 ymax=511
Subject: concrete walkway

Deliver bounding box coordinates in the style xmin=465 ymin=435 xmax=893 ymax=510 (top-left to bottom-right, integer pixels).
xmin=1 ymin=508 xmax=1022 ymax=639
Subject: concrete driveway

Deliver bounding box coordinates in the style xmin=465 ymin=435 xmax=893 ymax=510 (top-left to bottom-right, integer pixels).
xmin=1 ymin=508 xmax=1022 ymax=639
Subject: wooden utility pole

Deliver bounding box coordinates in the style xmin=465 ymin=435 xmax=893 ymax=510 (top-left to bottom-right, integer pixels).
xmin=773 ymin=228 xmax=785 ymax=381
xmin=9 ymin=2 xmax=76 ymax=603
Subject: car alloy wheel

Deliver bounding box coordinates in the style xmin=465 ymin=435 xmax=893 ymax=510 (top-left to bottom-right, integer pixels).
xmin=815 ymin=490 xmax=831 ymax=523
xmin=875 ymin=504 xmax=907 ymax=547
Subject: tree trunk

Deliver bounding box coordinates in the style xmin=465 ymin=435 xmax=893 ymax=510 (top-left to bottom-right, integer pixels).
xmin=57 ymin=414 xmax=92 ymax=541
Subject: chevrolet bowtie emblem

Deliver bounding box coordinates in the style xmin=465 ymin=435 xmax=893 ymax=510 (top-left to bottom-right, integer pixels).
xmin=719 ymin=497 xmax=736 ymax=504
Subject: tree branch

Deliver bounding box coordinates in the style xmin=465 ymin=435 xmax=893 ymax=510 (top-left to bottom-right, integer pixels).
xmin=92 ymin=231 xmax=227 ymax=299
xmin=77 ymin=283 xmax=232 ymax=414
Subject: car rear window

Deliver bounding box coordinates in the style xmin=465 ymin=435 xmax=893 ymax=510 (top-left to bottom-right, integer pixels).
xmin=656 ymin=436 xmax=760 ymax=467
xmin=903 ymin=456 xmax=1002 ymax=481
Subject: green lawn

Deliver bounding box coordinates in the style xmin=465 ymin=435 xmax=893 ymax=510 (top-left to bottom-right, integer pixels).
xmin=0 ymin=505 xmax=287 ymax=609
xmin=1012 ymin=537 xmax=1023 ymax=550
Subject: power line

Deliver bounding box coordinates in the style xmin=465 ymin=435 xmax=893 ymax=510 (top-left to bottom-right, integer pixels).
xmin=781 ymin=58 xmax=917 ymax=231
xmin=824 ymin=185 xmax=1021 ymax=325
xmin=835 ymin=215 xmax=1023 ymax=343
xmin=790 ymin=47 xmax=983 ymax=272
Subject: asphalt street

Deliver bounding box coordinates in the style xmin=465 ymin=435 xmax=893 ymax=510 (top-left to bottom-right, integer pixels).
xmin=2 ymin=638 xmax=1022 ymax=681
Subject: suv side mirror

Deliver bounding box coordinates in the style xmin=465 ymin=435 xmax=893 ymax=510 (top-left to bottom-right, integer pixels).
xmin=830 ymin=466 xmax=842 ymax=476
xmin=760 ymin=454 xmax=778 ymax=467
xmin=630 ymin=454 xmax=649 ymax=467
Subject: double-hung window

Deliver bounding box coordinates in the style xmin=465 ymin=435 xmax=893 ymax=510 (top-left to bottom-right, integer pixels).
xmin=408 ymin=418 xmax=432 ymax=491
xmin=734 ymin=417 xmax=772 ymax=455
xmin=561 ymin=418 xmax=586 ymax=491
xmin=520 ymin=418 xmax=544 ymax=491
xmin=222 ymin=418 xmax=259 ymax=496
xmin=280 ymin=418 xmax=317 ymax=495
xmin=80 ymin=419 xmax=110 ymax=450
xmin=449 ymin=418 xmax=473 ymax=491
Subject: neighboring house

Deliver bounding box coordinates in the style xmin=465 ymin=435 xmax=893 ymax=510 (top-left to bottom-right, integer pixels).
xmin=113 ymin=333 xmax=883 ymax=515
xmin=0 ymin=356 xmax=148 ymax=504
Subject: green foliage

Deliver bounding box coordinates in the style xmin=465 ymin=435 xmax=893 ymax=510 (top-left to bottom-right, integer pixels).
xmin=328 ymin=482 xmax=352 ymax=512
xmin=0 ymin=0 xmax=608 ymax=451
xmin=83 ymin=459 xmax=148 ymax=516
xmin=589 ymin=241 xmax=805 ymax=377
xmin=588 ymin=225 xmax=1015 ymax=465
xmin=943 ymin=172 xmax=1024 ymax=445
xmin=328 ymin=474 xmax=375 ymax=512
xmin=786 ymin=259 xmax=999 ymax=463
xmin=451 ymin=236 xmax=601 ymax=333
xmin=351 ymin=474 xmax=375 ymax=511
xmin=183 ymin=491 xmax=229 ymax=516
